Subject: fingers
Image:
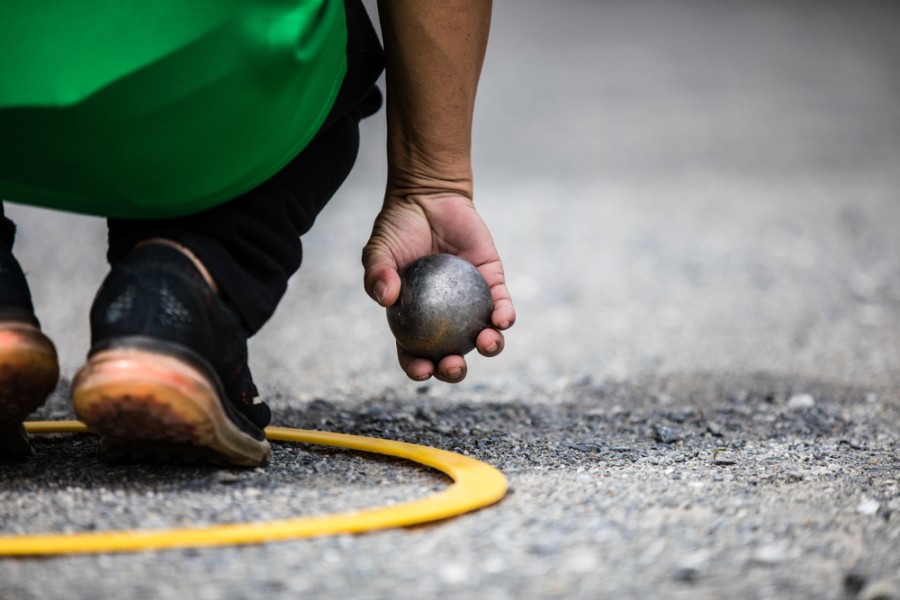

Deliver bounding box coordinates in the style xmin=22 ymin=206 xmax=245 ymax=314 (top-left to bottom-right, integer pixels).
xmin=491 ymin=297 xmax=517 ymax=331
xmin=476 ymin=328 xmax=505 ymax=357
xmin=398 ymin=326 xmax=503 ymax=383
xmin=397 ymin=344 xmax=469 ymax=383
xmin=436 ymin=355 xmax=468 ymax=383
xmin=473 ymin=257 xmax=516 ymax=332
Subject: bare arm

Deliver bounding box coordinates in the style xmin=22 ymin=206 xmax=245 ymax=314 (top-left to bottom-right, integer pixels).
xmin=377 ymin=0 xmax=492 ymax=199
xmin=363 ymin=0 xmax=515 ymax=383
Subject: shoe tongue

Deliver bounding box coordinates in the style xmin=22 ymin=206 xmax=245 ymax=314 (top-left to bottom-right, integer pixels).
xmin=122 ymin=244 xmax=206 ymax=285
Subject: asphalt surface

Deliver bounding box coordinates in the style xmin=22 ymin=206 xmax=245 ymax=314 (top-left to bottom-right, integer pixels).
xmin=2 ymin=1 xmax=899 ymax=598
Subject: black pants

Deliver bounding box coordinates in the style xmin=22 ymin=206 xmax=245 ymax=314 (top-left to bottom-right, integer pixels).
xmin=0 ymin=0 xmax=384 ymax=336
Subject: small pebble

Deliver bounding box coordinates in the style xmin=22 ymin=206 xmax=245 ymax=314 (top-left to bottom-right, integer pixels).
xmin=788 ymin=393 xmax=816 ymax=409
xmin=844 ymin=572 xmax=868 ymax=596
xmin=653 ymin=424 xmax=683 ymax=444
xmin=857 ymin=497 xmax=881 ymax=516
xmin=753 ymin=542 xmax=789 ymax=564
xmin=672 ymin=567 xmax=699 ymax=583
xmin=713 ymin=450 xmax=737 ymax=466
xmin=215 ymin=471 xmax=241 ymax=485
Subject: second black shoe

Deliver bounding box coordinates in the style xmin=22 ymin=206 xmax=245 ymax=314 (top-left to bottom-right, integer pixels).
xmin=0 ymin=241 xmax=59 ymax=460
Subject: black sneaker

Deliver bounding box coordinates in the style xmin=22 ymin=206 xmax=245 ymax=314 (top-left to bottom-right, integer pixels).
xmin=72 ymin=244 xmax=271 ymax=467
xmin=0 ymin=244 xmax=60 ymax=460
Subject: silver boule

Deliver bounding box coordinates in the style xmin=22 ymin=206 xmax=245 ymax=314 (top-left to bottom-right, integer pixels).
xmin=386 ymin=254 xmax=493 ymax=362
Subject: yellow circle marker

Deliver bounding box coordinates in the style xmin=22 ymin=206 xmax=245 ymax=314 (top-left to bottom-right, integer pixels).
xmin=0 ymin=421 xmax=507 ymax=556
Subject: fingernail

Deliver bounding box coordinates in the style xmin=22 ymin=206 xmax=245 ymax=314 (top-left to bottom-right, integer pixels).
xmin=374 ymin=282 xmax=388 ymax=306
xmin=446 ymin=368 xmax=463 ymax=380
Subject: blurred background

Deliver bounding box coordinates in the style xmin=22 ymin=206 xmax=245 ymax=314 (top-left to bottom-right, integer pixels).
xmin=7 ymin=0 xmax=900 ymax=406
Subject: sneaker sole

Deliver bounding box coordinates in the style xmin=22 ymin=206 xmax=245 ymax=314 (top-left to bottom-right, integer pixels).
xmin=0 ymin=322 xmax=60 ymax=459
xmin=72 ymin=348 xmax=270 ymax=468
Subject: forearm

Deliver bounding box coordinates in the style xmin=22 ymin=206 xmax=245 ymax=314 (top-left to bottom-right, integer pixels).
xmin=377 ymin=0 xmax=492 ymax=199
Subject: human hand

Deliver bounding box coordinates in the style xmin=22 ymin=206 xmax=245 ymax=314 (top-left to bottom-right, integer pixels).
xmin=362 ymin=192 xmax=515 ymax=383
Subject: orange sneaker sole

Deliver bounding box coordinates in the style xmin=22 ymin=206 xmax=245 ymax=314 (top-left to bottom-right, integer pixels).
xmin=72 ymin=348 xmax=270 ymax=467
xmin=0 ymin=322 xmax=60 ymax=458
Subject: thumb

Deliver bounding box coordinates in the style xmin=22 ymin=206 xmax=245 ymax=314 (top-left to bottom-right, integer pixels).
xmin=362 ymin=244 xmax=402 ymax=307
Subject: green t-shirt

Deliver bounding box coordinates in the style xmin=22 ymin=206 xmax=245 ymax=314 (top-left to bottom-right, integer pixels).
xmin=0 ymin=0 xmax=347 ymax=218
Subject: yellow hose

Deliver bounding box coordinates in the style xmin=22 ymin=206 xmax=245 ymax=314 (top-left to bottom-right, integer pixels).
xmin=0 ymin=421 xmax=507 ymax=556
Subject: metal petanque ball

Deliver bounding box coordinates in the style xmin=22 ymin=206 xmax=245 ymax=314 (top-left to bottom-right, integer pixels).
xmin=387 ymin=254 xmax=494 ymax=362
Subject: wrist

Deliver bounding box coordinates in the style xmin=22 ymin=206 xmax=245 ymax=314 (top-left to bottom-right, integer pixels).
xmin=384 ymin=96 xmax=475 ymax=199
xmin=385 ymin=159 xmax=474 ymax=201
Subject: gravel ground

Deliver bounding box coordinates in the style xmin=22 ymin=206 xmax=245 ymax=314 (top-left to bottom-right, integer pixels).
xmin=2 ymin=0 xmax=899 ymax=598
